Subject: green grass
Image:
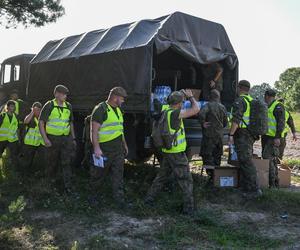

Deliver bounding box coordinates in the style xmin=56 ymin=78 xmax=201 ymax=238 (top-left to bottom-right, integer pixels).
xmin=291 ymin=112 xmax=300 ymax=132
xmin=0 ymin=156 xmax=300 ymax=249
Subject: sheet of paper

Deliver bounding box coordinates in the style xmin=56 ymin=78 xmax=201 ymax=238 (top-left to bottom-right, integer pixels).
xmin=220 ymin=177 xmax=234 ymax=187
xmin=93 ymin=154 xmax=104 ymax=168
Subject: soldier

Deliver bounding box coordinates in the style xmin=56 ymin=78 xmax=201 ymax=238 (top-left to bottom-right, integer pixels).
xmin=199 ymin=89 xmax=227 ymax=177
xmin=0 ymin=100 xmax=19 ymax=167
xmin=229 ymin=80 xmax=261 ymax=197
xmin=21 ymin=102 xmax=45 ymax=173
xmin=201 ymin=62 xmax=223 ymax=100
xmin=39 ymin=85 xmax=76 ymax=192
xmin=9 ymin=89 xmax=29 ymax=141
xmin=278 ymin=98 xmax=297 ymax=159
xmin=145 ymin=89 xmax=200 ymax=215
xmin=262 ymin=89 xmax=285 ymax=187
xmin=90 ymin=86 xmax=129 ymax=207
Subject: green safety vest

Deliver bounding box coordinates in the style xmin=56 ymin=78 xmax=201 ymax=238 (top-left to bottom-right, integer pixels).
xmin=266 ymin=100 xmax=282 ymax=137
xmin=161 ymin=104 xmax=170 ymax=111
xmin=14 ymin=99 xmax=21 ymax=116
xmin=229 ymin=94 xmax=253 ymax=128
xmin=240 ymin=94 xmax=253 ymax=128
xmin=98 ymin=103 xmax=124 ymax=143
xmin=46 ymin=99 xmax=71 ymax=136
xmin=24 ymin=117 xmax=45 ymax=147
xmin=0 ymin=112 xmax=18 ymax=142
xmin=283 ymin=110 xmax=290 ymax=135
xmin=162 ymin=109 xmax=187 ymax=153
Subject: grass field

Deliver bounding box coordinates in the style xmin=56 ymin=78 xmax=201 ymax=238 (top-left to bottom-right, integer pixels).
xmin=291 ymin=112 xmax=300 ymax=132
xmin=1 ymin=156 xmax=300 ymax=249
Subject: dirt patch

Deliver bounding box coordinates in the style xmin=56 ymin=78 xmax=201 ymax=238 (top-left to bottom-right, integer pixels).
xmin=223 ymin=211 xmax=268 ymax=224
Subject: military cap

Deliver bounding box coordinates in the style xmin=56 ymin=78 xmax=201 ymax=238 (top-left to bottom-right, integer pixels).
xmin=54 ymin=84 xmax=69 ymax=94
xmin=265 ymin=89 xmax=277 ymax=97
xmin=167 ymin=91 xmax=184 ymax=105
xmin=6 ymin=100 xmax=16 ymax=107
xmin=238 ymin=80 xmax=251 ymax=89
xmin=32 ymin=101 xmax=42 ymax=109
xmin=110 ymin=86 xmax=128 ymax=97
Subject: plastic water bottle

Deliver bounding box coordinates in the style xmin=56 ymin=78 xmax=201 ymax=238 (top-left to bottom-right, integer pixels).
xmin=230 ymin=145 xmax=238 ymax=161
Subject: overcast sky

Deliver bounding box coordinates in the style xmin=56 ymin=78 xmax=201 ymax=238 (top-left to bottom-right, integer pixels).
xmin=0 ymin=0 xmax=299 ymax=86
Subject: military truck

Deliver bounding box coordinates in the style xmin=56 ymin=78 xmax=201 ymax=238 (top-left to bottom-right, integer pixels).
xmin=1 ymin=12 xmax=238 ymax=162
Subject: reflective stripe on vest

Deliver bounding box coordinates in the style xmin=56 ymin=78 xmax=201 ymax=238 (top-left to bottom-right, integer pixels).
xmin=98 ymin=103 xmax=124 ymax=143
xmin=46 ymin=99 xmax=71 ymax=136
xmin=266 ymin=100 xmax=281 ymax=137
xmin=162 ymin=109 xmax=187 ymax=153
xmin=0 ymin=112 xmax=18 ymax=142
xmin=240 ymin=94 xmax=253 ymax=128
xmin=24 ymin=117 xmax=45 ymax=146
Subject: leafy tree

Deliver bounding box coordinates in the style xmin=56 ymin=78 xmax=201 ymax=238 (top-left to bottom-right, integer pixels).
xmin=0 ymin=0 xmax=65 ymax=28
xmin=250 ymin=82 xmax=272 ymax=101
xmin=275 ymin=67 xmax=300 ymax=111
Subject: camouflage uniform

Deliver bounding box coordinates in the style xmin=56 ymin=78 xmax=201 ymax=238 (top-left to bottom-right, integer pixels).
xmin=81 ymin=115 xmax=92 ymax=169
xmin=262 ymin=101 xmax=285 ymax=187
xmin=279 ymin=111 xmax=296 ymax=159
xmin=91 ymin=102 xmax=125 ymax=203
xmin=199 ymin=101 xmax=227 ymax=168
xmin=231 ymin=96 xmax=258 ymax=192
xmin=21 ymin=145 xmax=45 ymax=174
xmin=145 ymin=152 xmax=194 ymax=213
xmin=45 ymin=135 xmax=74 ymax=188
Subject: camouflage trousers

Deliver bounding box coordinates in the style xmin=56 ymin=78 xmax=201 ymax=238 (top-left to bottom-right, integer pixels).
xmin=145 ymin=152 xmax=194 ymax=213
xmin=45 ymin=135 xmax=74 ymax=189
xmin=20 ymin=144 xmax=45 ymax=174
xmin=262 ymin=136 xmax=279 ymax=188
xmin=279 ymin=134 xmax=287 ymax=160
xmin=90 ymin=147 xmax=125 ymax=203
xmin=234 ymin=129 xmax=258 ymax=192
xmin=201 ymin=135 xmax=223 ymax=177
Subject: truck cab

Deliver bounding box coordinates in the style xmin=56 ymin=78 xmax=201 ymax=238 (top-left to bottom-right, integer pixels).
xmin=0 ymin=54 xmax=35 ymax=99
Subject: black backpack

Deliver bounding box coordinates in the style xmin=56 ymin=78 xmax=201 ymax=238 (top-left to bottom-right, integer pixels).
xmin=242 ymin=96 xmax=268 ymax=137
xmin=151 ymin=109 xmax=180 ymax=150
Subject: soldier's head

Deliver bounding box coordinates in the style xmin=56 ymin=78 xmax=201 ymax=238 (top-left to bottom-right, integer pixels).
xmin=6 ymin=100 xmax=16 ymax=113
xmin=264 ymin=89 xmax=276 ymax=104
xmin=237 ymin=80 xmax=251 ymax=95
xmin=9 ymin=89 xmax=19 ymax=101
xmin=32 ymin=102 xmax=42 ymax=117
xmin=167 ymin=91 xmax=184 ymax=109
xmin=278 ymin=98 xmax=285 ymax=104
xmin=209 ymin=89 xmax=220 ymax=102
xmin=54 ymin=84 xmax=69 ymax=102
xmin=108 ymin=86 xmax=127 ymax=108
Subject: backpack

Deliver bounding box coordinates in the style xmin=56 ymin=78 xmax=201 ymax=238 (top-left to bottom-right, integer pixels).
xmin=151 ymin=109 xmax=180 ymax=150
xmin=242 ymin=96 xmax=268 ymax=137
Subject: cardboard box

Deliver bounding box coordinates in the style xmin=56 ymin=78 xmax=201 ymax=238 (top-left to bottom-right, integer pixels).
xmin=278 ymin=165 xmax=291 ymax=187
xmin=252 ymin=158 xmax=270 ymax=188
xmin=204 ymin=165 xmax=239 ymax=187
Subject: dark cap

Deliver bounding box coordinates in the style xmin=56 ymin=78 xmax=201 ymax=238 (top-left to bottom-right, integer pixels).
xmin=209 ymin=89 xmax=220 ymax=100
xmin=110 ymin=87 xmax=127 ymax=98
xmin=278 ymin=98 xmax=285 ymax=103
xmin=167 ymin=91 xmax=184 ymax=105
xmin=238 ymin=80 xmax=251 ymax=89
xmin=54 ymin=85 xmax=69 ymax=94
xmin=265 ymin=89 xmax=277 ymax=97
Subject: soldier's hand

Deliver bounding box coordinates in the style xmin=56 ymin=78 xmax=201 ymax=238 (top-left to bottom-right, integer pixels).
xmin=274 ymin=138 xmax=281 ymax=147
xmin=228 ymin=135 xmax=234 ymax=145
xmin=124 ymin=144 xmax=129 ymax=156
xmin=183 ymin=89 xmax=193 ymax=98
xmin=210 ymin=80 xmax=216 ymax=88
xmin=292 ymin=133 xmax=298 ymax=141
xmin=94 ymin=148 xmax=103 ymax=158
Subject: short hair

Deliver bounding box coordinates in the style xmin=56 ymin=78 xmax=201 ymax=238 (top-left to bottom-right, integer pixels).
xmin=238 ymin=80 xmax=251 ymax=91
xmin=32 ymin=102 xmax=42 ymax=109
xmin=264 ymin=89 xmax=276 ymax=97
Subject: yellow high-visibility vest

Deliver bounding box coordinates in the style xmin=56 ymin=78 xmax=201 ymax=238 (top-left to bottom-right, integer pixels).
xmin=98 ymin=103 xmax=124 ymax=143
xmin=46 ymin=99 xmax=71 ymax=136
xmin=24 ymin=117 xmax=45 ymax=146
xmin=0 ymin=112 xmax=18 ymax=142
